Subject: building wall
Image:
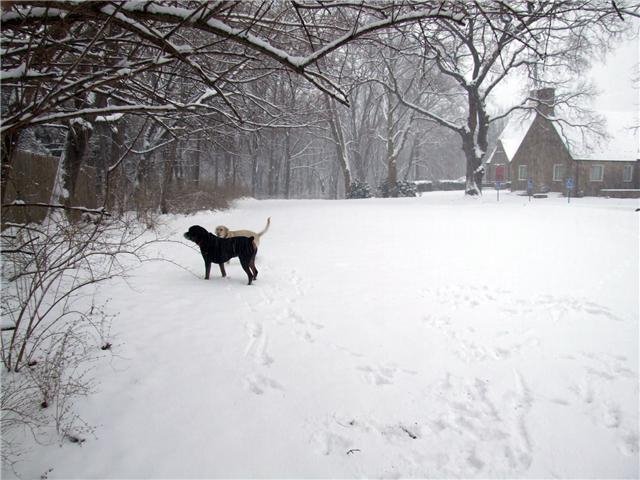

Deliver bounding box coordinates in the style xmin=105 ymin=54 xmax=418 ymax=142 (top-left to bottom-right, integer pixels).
xmin=575 ymin=159 xmax=639 ymax=196
xmin=485 ymin=143 xmax=510 ymax=183
xmin=509 ymin=115 xmax=573 ymax=192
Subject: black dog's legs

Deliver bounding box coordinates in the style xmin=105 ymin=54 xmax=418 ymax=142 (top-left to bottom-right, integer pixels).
xmin=218 ymin=263 xmax=227 ymax=278
xmin=204 ymin=259 xmax=211 ymax=279
xmin=239 ymin=257 xmax=254 ymax=285
xmin=249 ymin=255 xmax=258 ymax=281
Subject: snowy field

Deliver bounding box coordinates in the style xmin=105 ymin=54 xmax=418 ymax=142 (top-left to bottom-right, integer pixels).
xmin=4 ymin=191 xmax=639 ymax=479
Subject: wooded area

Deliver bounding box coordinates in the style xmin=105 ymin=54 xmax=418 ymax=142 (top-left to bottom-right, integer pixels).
xmin=1 ymin=1 xmax=637 ymax=209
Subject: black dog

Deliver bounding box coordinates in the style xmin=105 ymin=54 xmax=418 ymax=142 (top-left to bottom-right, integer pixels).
xmin=184 ymin=225 xmax=258 ymax=285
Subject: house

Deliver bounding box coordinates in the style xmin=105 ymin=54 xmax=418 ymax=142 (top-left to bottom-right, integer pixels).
xmin=485 ymin=89 xmax=639 ymax=197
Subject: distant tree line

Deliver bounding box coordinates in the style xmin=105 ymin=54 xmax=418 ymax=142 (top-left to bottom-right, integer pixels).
xmin=1 ymin=1 xmax=637 ymax=212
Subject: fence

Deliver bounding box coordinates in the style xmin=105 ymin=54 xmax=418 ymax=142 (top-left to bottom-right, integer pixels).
xmin=2 ymin=151 xmax=97 ymax=226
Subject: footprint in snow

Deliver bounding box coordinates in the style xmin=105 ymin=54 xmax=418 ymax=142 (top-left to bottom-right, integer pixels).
xmin=244 ymin=321 xmax=273 ymax=366
xmin=243 ymin=373 xmax=284 ymax=395
xmin=287 ymin=308 xmax=323 ymax=343
xmin=310 ymin=430 xmax=353 ymax=456
xmin=617 ymin=431 xmax=639 ymax=456
xmin=357 ymin=365 xmax=395 ymax=386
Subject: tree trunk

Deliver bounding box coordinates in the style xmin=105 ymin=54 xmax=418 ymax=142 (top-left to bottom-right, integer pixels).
xmin=404 ymin=135 xmax=419 ymax=181
xmin=462 ymin=93 xmax=486 ymax=196
xmin=107 ymin=123 xmax=124 ymax=213
xmin=268 ymin=146 xmax=279 ymax=197
xmin=160 ymin=140 xmax=178 ymax=214
xmin=214 ymin=152 xmax=219 ymax=187
xmin=1 ymin=130 xmax=20 ymax=203
xmin=248 ymin=135 xmax=260 ymax=198
xmin=284 ymin=129 xmax=292 ymax=199
xmin=194 ymin=137 xmax=201 ymax=187
xmin=62 ymin=119 xmax=93 ymax=206
xmin=325 ymin=96 xmax=352 ymax=198
xmin=462 ymin=132 xmax=482 ymax=196
xmin=386 ymin=120 xmax=398 ymax=196
xmin=349 ymin=105 xmax=367 ymax=183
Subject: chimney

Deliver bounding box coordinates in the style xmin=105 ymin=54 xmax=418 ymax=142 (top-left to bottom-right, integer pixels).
xmin=530 ymin=88 xmax=555 ymax=116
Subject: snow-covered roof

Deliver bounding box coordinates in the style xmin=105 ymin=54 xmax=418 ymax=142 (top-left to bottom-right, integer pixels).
xmin=500 ymin=113 xmax=536 ymax=161
xmin=486 ymin=112 xmax=536 ymax=164
xmin=488 ymin=109 xmax=639 ymax=164
xmin=561 ymin=111 xmax=639 ymax=162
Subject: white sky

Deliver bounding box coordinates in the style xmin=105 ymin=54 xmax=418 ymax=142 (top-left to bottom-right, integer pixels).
xmin=490 ymin=21 xmax=639 ymax=117
xmin=590 ymin=28 xmax=639 ymax=113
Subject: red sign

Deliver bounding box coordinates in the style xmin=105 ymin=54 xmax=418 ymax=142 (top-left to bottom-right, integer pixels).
xmin=495 ymin=165 xmax=506 ymax=182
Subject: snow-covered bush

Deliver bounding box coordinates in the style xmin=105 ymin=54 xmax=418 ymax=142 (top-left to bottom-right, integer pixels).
xmin=377 ymin=180 xmax=417 ymax=198
xmin=434 ymin=179 xmax=466 ymax=191
xmin=347 ymin=180 xmax=372 ymax=199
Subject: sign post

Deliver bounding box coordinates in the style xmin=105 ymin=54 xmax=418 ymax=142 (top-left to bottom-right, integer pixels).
xmin=495 ymin=166 xmax=505 ymax=203
xmin=527 ymin=179 xmax=533 ymax=202
xmin=566 ymin=178 xmax=574 ymax=203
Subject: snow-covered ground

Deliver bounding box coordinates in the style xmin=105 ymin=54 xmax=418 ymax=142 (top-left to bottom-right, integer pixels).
xmin=4 ymin=191 xmax=639 ymax=479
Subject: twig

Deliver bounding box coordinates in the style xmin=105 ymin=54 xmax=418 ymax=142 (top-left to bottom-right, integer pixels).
xmin=400 ymin=426 xmax=418 ymax=439
xmin=1 ymin=203 xmax=111 ymax=216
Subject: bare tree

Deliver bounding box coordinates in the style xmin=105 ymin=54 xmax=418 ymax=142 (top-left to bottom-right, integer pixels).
xmin=1 ymin=1 xmax=468 ymax=202
xmin=384 ymin=1 xmax=636 ymax=195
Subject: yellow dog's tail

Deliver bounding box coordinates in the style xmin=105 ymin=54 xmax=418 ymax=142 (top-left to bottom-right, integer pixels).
xmin=257 ymin=217 xmax=271 ymax=237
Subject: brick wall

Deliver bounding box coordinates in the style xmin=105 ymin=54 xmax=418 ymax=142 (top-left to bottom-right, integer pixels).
xmin=509 ymin=115 xmax=573 ymax=193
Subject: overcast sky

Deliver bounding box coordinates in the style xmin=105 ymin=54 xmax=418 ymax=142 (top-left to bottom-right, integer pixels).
xmin=590 ymin=28 xmax=639 ymax=113
xmin=489 ymin=21 xmax=639 ymax=117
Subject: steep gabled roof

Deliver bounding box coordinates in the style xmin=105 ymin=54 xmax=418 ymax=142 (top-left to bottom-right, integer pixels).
xmin=487 ymin=109 xmax=639 ymax=164
xmin=486 ymin=112 xmax=535 ymax=164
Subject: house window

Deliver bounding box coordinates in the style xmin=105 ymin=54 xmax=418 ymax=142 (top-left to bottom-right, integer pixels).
xmin=589 ymin=165 xmax=604 ymax=182
xmin=623 ymin=165 xmax=633 ymax=182
xmin=553 ymin=164 xmax=565 ymax=181
xmin=518 ymin=165 xmax=528 ymax=181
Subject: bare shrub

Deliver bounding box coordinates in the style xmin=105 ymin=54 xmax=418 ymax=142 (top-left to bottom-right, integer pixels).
xmin=163 ymin=181 xmax=250 ymax=215
xmin=0 ymin=210 xmax=150 ymax=466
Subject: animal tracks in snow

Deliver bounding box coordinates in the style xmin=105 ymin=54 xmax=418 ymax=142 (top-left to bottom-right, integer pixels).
xmin=356 ymin=363 xmax=417 ymax=386
xmin=241 ymin=321 xmax=281 ymax=396
xmin=421 ymin=285 xmax=628 ymax=366
xmin=307 ymin=371 xmax=536 ymax=477
xmin=243 ymin=373 xmax=284 ymax=396
xmin=237 ymin=267 xmax=314 ymax=396
xmin=233 ymin=266 xmax=635 ymax=474
xmin=422 ymin=313 xmax=540 ymax=364
xmin=564 ymin=352 xmax=638 ymax=456
xmin=285 ymin=307 xmax=324 ymax=343
xmin=244 ymin=321 xmax=273 ymax=367
xmin=421 ymin=284 xmax=638 ymax=464
xmin=422 ymin=284 xmax=626 ymax=324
